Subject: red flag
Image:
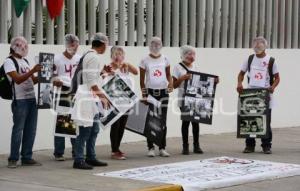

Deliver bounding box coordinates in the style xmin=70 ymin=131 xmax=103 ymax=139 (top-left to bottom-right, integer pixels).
xmin=46 ymin=0 xmax=64 ymax=20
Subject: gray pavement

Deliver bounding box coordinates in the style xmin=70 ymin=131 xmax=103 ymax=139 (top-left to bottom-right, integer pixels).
xmin=0 ymin=127 xmax=300 ymax=191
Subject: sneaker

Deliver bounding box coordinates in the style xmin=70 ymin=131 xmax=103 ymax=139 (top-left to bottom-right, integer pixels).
xmin=7 ymin=160 xmax=17 ymax=169
xmin=243 ymin=147 xmax=255 ymax=153
xmin=118 ymin=150 xmax=125 ymax=157
xmin=193 ymin=147 xmax=204 ymax=154
xmin=21 ymin=159 xmax=42 ymax=166
xmin=54 ymin=155 xmax=65 ymax=161
xmin=111 ymin=152 xmax=126 ymax=160
xmin=159 ymin=149 xmax=170 ymax=157
xmin=73 ymin=161 xmax=93 ymax=170
xmin=147 ymin=148 xmax=156 ymax=157
xmin=85 ymin=159 xmax=108 ymax=167
xmin=263 ymin=147 xmax=272 ymax=154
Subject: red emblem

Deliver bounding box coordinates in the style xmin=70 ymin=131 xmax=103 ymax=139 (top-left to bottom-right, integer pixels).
xmin=153 ymin=69 xmax=162 ymax=77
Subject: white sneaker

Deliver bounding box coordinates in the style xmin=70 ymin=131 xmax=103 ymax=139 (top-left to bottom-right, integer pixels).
xmin=159 ymin=149 xmax=170 ymax=157
xmin=147 ymin=148 xmax=156 ymax=157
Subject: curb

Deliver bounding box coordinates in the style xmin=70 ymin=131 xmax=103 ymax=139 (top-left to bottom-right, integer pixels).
xmin=134 ymin=184 xmax=183 ymax=191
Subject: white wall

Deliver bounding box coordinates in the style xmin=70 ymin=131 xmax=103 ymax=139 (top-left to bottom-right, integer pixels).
xmin=0 ymin=44 xmax=299 ymax=154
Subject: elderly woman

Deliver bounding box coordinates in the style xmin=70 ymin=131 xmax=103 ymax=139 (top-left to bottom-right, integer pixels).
xmin=139 ymin=37 xmax=173 ymax=157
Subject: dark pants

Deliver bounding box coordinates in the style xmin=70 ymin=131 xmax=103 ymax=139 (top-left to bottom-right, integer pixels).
xmin=246 ymin=109 xmax=272 ymax=148
xmin=110 ymin=115 xmax=128 ymax=152
xmin=54 ymin=137 xmax=75 ymax=157
xmin=74 ymin=114 xmax=100 ymax=163
xmin=180 ymin=108 xmax=200 ymax=146
xmin=9 ymin=98 xmax=38 ymax=162
xmin=146 ymin=89 xmax=169 ymax=150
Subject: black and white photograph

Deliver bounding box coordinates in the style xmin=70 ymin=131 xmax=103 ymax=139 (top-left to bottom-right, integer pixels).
xmin=126 ymin=101 xmax=149 ymax=135
xmin=38 ymin=52 xmax=54 ymax=83
xmin=181 ymin=71 xmax=218 ymax=124
xmin=54 ymin=113 xmax=78 ymax=138
xmin=237 ymin=88 xmax=270 ymax=138
xmin=38 ymin=83 xmax=53 ymax=109
xmin=101 ymin=74 xmax=139 ymax=113
xmin=98 ymin=102 xmax=121 ymax=128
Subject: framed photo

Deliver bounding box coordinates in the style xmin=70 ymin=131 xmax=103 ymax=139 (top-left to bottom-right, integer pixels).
xmin=99 ymin=74 xmax=139 ymax=129
xmin=181 ymin=71 xmax=218 ymax=124
xmin=38 ymin=83 xmax=53 ymax=109
xmin=237 ymin=88 xmax=270 ymax=138
xmin=38 ymin=52 xmax=54 ymax=83
xmin=54 ymin=113 xmax=78 ymax=138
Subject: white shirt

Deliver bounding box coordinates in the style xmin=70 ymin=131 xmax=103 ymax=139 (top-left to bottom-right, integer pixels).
xmin=240 ymin=54 xmax=279 ymax=108
xmin=139 ymin=54 xmax=170 ymax=89
xmin=173 ymin=62 xmax=196 ymax=107
xmin=54 ymin=53 xmax=81 ymax=79
xmin=4 ymin=57 xmax=35 ymax=100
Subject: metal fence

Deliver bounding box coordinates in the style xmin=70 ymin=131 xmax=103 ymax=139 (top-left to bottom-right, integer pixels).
xmin=0 ymin=0 xmax=299 ymax=48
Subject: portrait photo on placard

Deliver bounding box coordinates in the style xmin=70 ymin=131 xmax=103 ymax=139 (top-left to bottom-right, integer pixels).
xmin=38 ymin=52 xmax=54 ymax=83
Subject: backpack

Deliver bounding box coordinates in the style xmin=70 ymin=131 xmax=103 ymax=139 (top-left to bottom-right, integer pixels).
xmin=247 ymin=54 xmax=275 ymax=85
xmin=70 ymin=51 xmax=93 ymax=94
xmin=0 ymin=56 xmax=28 ymax=100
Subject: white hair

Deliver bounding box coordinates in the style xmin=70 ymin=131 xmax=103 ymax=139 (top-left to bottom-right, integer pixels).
xmin=252 ymin=36 xmax=268 ymax=47
xmin=64 ymin=34 xmax=79 ymax=46
xmin=180 ymin=45 xmax=195 ymax=60
xmin=92 ymin=32 xmax=109 ymax=44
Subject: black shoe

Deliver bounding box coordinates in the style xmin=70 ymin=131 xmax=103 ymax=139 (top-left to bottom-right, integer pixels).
xmin=7 ymin=160 xmax=18 ymax=168
xmin=182 ymin=144 xmax=189 ymax=155
xmin=21 ymin=159 xmax=42 ymax=166
xmin=85 ymin=159 xmax=108 ymax=167
xmin=263 ymin=147 xmax=272 ymax=154
xmin=73 ymin=161 xmax=93 ymax=170
xmin=193 ymin=147 xmax=204 ymax=154
xmin=243 ymin=147 xmax=255 ymax=153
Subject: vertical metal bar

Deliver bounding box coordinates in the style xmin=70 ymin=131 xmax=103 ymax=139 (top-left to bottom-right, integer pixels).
xmin=221 ymin=0 xmax=229 ymax=48
xmin=265 ymin=0 xmax=272 ymax=46
xmin=172 ymin=0 xmax=179 ymax=46
xmin=228 ymin=0 xmax=236 ymax=48
xmin=127 ymin=0 xmax=135 ymax=46
xmin=258 ymin=0 xmax=265 ymax=36
xmin=98 ymin=0 xmax=106 ymax=34
xmin=88 ymin=0 xmax=96 ymax=43
xmin=189 ymin=0 xmax=196 ymax=46
xmin=11 ymin=1 xmax=21 ymax=38
xmin=146 ymin=0 xmax=154 ymax=45
xmin=285 ymin=0 xmax=292 ymax=48
xmin=163 ymin=0 xmax=171 ymax=46
xmin=78 ymin=0 xmax=86 ymax=45
xmin=213 ymin=0 xmax=221 ymax=48
xmin=108 ymin=0 xmax=115 ymax=45
xmin=279 ymin=0 xmax=285 ymax=48
xmin=57 ymin=2 xmax=65 ymax=45
xmin=251 ymin=0 xmax=258 ymax=42
xmin=271 ymin=0 xmax=278 ymax=48
xmin=46 ymin=12 xmax=54 ymax=44
xmin=205 ymin=0 xmax=213 ymax=47
xmin=0 ymin=0 xmax=8 ymax=43
xmin=23 ymin=1 xmax=32 ymax=43
xmin=67 ymin=0 xmax=76 ymax=34
xmin=236 ymin=0 xmax=243 ymax=48
xmin=35 ymin=0 xmax=43 ymax=44
xmin=118 ymin=0 xmax=125 ymax=46
xmin=292 ymin=0 xmax=299 ymax=48
xmin=197 ymin=0 xmax=205 ymax=47
xmin=137 ymin=0 xmax=144 ymax=46
xmin=155 ymin=0 xmax=162 ymax=37
xmin=243 ymin=0 xmax=251 ymax=48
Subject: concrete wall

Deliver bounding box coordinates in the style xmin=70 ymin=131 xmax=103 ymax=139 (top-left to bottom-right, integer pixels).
xmin=0 ymin=44 xmax=299 ymax=154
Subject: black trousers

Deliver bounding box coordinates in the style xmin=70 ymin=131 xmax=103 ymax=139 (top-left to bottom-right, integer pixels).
xmin=246 ymin=109 xmax=272 ymax=148
xmin=110 ymin=115 xmax=128 ymax=152
xmin=180 ymin=108 xmax=200 ymax=146
xmin=146 ymin=89 xmax=169 ymax=150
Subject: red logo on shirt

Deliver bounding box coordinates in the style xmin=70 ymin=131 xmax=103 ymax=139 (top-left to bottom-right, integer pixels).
xmin=153 ymin=69 xmax=162 ymax=77
xmin=255 ymin=72 xmax=263 ymax=80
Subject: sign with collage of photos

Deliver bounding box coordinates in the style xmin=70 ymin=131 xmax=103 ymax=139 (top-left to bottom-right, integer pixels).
xmin=181 ymin=71 xmax=218 ymax=125
xmin=37 ymin=52 xmax=54 ymax=109
xmin=237 ymin=88 xmax=270 ymax=138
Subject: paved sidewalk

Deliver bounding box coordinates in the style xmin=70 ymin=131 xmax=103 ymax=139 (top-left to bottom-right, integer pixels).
xmin=0 ymin=127 xmax=299 ymax=191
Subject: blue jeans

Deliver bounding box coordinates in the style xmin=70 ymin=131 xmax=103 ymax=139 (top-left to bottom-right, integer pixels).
xmin=8 ymin=98 xmax=38 ymax=161
xmin=74 ymin=114 xmax=100 ymax=163
xmin=54 ymin=137 xmax=75 ymax=157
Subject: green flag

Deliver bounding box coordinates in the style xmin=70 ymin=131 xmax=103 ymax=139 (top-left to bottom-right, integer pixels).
xmin=13 ymin=0 xmax=31 ymax=17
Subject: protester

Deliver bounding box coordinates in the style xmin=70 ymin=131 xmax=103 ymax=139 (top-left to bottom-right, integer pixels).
xmin=237 ymin=36 xmax=280 ymax=154
xmin=103 ymin=46 xmax=138 ymax=160
xmin=52 ymin=34 xmax=81 ymax=161
xmin=72 ymin=33 xmax=110 ymax=170
xmin=3 ymin=36 xmax=42 ymax=168
xmin=139 ymin=37 xmax=173 ymax=157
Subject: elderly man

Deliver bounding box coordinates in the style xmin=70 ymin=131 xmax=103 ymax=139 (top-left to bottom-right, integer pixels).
xmin=237 ymin=37 xmax=280 ymax=154
xmin=53 ymin=34 xmax=81 ymax=161
xmin=3 ymin=36 xmax=42 ymax=168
